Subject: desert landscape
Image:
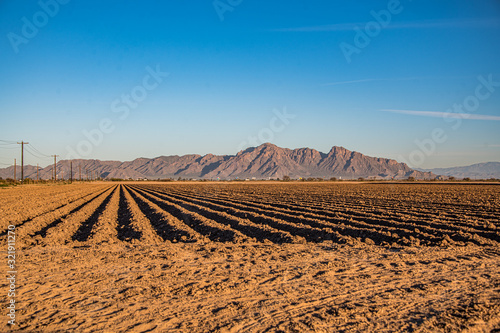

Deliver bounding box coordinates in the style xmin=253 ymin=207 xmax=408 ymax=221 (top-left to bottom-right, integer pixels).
xmin=2 ymin=1 xmax=499 ymax=332
xmin=2 ymin=181 xmax=499 ymax=332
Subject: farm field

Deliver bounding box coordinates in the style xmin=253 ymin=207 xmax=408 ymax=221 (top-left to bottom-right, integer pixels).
xmin=1 ymin=182 xmax=500 ymax=332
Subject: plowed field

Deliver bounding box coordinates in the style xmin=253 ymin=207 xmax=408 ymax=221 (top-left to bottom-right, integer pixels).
xmin=2 ymin=182 xmax=499 ymax=332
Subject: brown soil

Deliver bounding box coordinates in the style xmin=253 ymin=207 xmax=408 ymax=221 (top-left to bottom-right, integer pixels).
xmin=1 ymin=182 xmax=499 ymax=332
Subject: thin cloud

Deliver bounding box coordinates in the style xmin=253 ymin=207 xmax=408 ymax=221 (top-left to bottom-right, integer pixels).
xmin=273 ymin=18 xmax=500 ymax=32
xmin=322 ymin=78 xmax=380 ymax=86
xmin=322 ymin=75 xmax=472 ymax=86
xmin=381 ymin=109 xmax=500 ymax=121
xmin=274 ymin=23 xmax=359 ymax=32
xmin=322 ymin=77 xmax=423 ymax=86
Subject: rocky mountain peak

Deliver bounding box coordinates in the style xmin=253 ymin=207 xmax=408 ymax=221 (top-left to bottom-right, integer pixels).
xmin=0 ymin=144 xmax=436 ymax=180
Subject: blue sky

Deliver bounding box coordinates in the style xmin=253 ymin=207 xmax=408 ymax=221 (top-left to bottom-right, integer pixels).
xmin=0 ymin=0 xmax=499 ymax=168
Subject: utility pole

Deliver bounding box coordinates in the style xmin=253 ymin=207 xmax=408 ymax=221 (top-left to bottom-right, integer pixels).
xmin=14 ymin=159 xmax=16 ymax=181
xmin=51 ymin=155 xmax=59 ymax=182
xmin=17 ymin=141 xmax=29 ymax=183
xmin=79 ymin=164 xmax=81 ymax=181
xmin=36 ymin=163 xmax=39 ymax=181
xmin=70 ymin=161 xmax=73 ymax=183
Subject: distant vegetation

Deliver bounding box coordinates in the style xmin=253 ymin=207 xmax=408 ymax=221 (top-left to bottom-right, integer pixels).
xmin=0 ymin=176 xmax=499 ymax=187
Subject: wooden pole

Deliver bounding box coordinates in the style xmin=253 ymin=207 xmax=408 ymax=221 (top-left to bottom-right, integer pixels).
xmin=52 ymin=155 xmax=59 ymax=182
xmin=17 ymin=141 xmax=29 ymax=183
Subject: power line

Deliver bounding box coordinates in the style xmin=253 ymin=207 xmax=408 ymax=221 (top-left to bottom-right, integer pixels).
xmin=24 ymin=145 xmax=51 ymax=159
xmin=27 ymin=143 xmax=51 ymax=158
xmin=23 ymin=148 xmax=45 ymax=159
xmin=0 ymin=142 xmax=59 ymax=183
xmin=25 ymin=145 xmax=46 ymax=156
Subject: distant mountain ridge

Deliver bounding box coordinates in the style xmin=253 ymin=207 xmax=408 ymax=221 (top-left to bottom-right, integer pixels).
xmin=419 ymin=162 xmax=500 ymax=179
xmin=0 ymin=143 xmax=434 ymax=180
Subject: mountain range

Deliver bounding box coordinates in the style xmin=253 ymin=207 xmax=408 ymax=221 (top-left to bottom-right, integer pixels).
xmin=418 ymin=162 xmax=500 ymax=180
xmin=0 ymin=143 xmax=435 ymax=180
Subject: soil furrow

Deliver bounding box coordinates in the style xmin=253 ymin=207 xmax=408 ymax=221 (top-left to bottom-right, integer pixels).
xmin=40 ymin=186 xmax=117 ymax=245
xmin=15 ymin=186 xmax=114 ymax=247
xmin=193 ymin=188 xmax=500 ymax=234
xmin=0 ymin=184 xmax=111 ymax=232
xmin=72 ymin=186 xmax=119 ymax=242
xmin=133 ymin=185 xmax=342 ymax=244
xmin=84 ymin=185 xmax=122 ymax=244
xmin=124 ymin=186 xmax=202 ymax=242
xmin=129 ymin=186 xmax=248 ymax=243
xmin=131 ymin=186 xmax=297 ymax=244
xmin=161 ymin=187 xmax=442 ymax=245
xmin=116 ymin=185 xmax=143 ymax=242
xmin=165 ymin=186 xmax=498 ymax=246
xmin=119 ymin=185 xmax=164 ymax=244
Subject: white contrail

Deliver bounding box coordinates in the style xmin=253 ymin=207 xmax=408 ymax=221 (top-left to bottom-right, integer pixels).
xmin=321 ymin=77 xmax=429 ymax=86
xmin=273 ymin=18 xmax=500 ymax=32
xmin=321 ymin=75 xmax=473 ymax=86
xmin=381 ymin=109 xmax=500 ymax=121
xmin=321 ymin=79 xmax=379 ymax=86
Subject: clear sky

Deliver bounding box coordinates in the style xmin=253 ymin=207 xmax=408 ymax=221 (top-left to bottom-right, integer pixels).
xmin=1 ymin=0 xmax=499 ymax=168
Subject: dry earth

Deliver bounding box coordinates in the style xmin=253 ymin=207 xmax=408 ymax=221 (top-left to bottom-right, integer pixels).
xmin=1 ymin=182 xmax=499 ymax=332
